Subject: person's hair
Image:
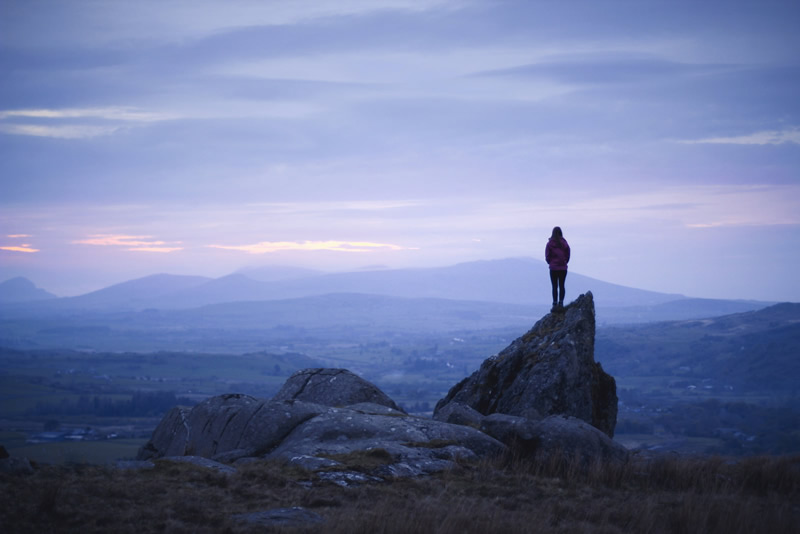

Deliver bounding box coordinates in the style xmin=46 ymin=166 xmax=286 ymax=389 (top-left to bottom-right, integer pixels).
xmin=550 ymin=226 xmax=563 ymax=240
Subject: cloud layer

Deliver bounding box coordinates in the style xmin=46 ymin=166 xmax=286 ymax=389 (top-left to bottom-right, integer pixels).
xmin=1 ymin=0 xmax=798 ymax=300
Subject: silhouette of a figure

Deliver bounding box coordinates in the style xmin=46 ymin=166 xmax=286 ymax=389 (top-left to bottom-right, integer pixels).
xmin=545 ymin=226 xmax=570 ymax=311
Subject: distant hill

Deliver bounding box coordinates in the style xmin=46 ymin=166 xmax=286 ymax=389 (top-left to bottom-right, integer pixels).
xmin=157 ymin=274 xmax=274 ymax=309
xmin=236 ymin=265 xmax=324 ymax=282
xmin=173 ymin=293 xmax=543 ymax=332
xmin=2 ymin=259 xmax=774 ymax=324
xmin=54 ymin=273 xmax=212 ymax=309
xmin=596 ymin=302 xmax=800 ymax=393
xmin=0 ymin=277 xmax=56 ymax=303
xmin=230 ymin=258 xmax=686 ymax=308
xmin=592 ymin=298 xmax=774 ymax=325
xmin=35 ymin=258 xmax=686 ymax=310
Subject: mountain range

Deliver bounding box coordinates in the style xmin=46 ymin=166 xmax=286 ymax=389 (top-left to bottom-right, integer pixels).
xmin=1 ymin=258 xmax=774 ymax=325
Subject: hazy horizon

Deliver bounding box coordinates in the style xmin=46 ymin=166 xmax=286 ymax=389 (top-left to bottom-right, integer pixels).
xmin=2 ymin=1 xmax=799 ymax=301
xmin=0 ymin=256 xmax=779 ymax=305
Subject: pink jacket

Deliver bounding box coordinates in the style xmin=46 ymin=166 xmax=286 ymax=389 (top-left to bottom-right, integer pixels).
xmin=545 ymin=238 xmax=570 ymax=270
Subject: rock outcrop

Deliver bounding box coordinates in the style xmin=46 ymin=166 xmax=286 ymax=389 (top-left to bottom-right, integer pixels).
xmin=476 ymin=413 xmax=627 ymax=465
xmin=138 ymin=394 xmax=327 ymax=461
xmin=434 ymin=292 xmax=618 ymax=438
xmin=138 ymin=380 xmax=505 ymax=475
xmin=273 ymin=368 xmax=404 ymax=413
xmin=524 ymin=415 xmax=628 ymax=465
xmin=139 ymin=294 xmax=626 ymax=475
xmin=268 ymin=402 xmax=504 ymax=465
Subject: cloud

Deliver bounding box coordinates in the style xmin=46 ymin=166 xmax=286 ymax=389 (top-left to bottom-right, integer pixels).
xmin=73 ymin=234 xmax=183 ymax=252
xmin=681 ymin=128 xmax=800 ymax=146
xmin=0 ymin=107 xmax=179 ymax=139
xmin=559 ymin=184 xmax=800 ymax=230
xmin=473 ymin=55 xmax=723 ymax=85
xmin=245 ymin=200 xmax=426 ymax=214
xmin=2 ymin=0 xmax=461 ymax=49
xmin=0 ymin=123 xmax=122 ymax=139
xmin=127 ymin=246 xmax=185 ymax=253
xmin=0 ymin=245 xmax=39 ymax=253
xmin=1 ymin=234 xmax=39 ymax=253
xmin=208 ymin=240 xmax=416 ymax=254
xmin=0 ymin=108 xmax=178 ymax=122
xmin=74 ymin=235 xmax=163 ymax=246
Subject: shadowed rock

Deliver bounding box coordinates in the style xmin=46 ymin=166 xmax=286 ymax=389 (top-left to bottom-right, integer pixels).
xmin=273 ymin=368 xmax=405 ymax=413
xmin=137 ymin=405 xmax=192 ymax=459
xmin=529 ymin=415 xmax=629 ymax=465
xmin=267 ymin=407 xmax=505 ymax=466
xmin=434 ymin=401 xmax=485 ymax=428
xmin=138 ymin=395 xmax=328 ymax=461
xmin=478 ymin=413 xmax=628 ymax=466
xmin=434 ymin=292 xmax=618 ymax=437
xmin=138 ymin=390 xmax=505 ymax=471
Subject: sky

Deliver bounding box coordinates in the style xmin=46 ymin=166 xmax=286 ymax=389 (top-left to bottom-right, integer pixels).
xmin=1 ymin=0 xmax=799 ymax=301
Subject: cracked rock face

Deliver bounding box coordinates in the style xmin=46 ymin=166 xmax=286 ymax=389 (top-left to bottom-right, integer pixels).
xmin=434 ymin=292 xmax=618 ymax=437
xmin=272 ymin=368 xmax=405 ymax=413
xmin=137 ymin=394 xmax=505 ymax=468
xmin=137 ymin=396 xmax=328 ymax=461
xmin=267 ymin=404 xmax=505 ymax=462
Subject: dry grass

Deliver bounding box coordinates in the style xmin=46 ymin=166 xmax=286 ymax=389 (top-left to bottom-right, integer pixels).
xmin=1 ymin=452 xmax=798 ymax=533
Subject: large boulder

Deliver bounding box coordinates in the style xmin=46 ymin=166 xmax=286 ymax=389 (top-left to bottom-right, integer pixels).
xmin=268 ymin=403 xmax=505 ymax=461
xmin=273 ymin=368 xmax=405 ymax=413
xmin=138 ymin=391 xmax=506 ymax=474
xmin=528 ymin=415 xmax=629 ymax=466
xmin=137 ymin=380 xmax=505 ymax=470
xmin=138 ymin=394 xmax=327 ymax=461
xmin=478 ymin=413 xmax=628 ymax=466
xmin=434 ymin=292 xmax=618 ymax=437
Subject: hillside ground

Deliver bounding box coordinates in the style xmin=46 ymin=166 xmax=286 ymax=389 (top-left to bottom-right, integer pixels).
xmin=2 ymin=451 xmax=798 ymax=533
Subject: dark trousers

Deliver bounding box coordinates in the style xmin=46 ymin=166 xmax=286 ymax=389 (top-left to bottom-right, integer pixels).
xmin=550 ymin=270 xmax=567 ymax=303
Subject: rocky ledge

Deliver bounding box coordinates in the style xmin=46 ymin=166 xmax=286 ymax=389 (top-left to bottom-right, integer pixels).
xmin=137 ymin=292 xmax=627 ymax=477
xmin=435 ymin=291 xmax=618 ymax=437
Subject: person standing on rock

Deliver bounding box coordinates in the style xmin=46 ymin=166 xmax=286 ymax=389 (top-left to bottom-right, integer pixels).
xmin=545 ymin=226 xmax=570 ymax=311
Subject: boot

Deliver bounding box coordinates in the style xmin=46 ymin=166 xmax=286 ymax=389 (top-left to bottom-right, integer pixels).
xmin=551 ymin=302 xmax=558 ymax=312
xmin=558 ymin=299 xmax=564 ymax=309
